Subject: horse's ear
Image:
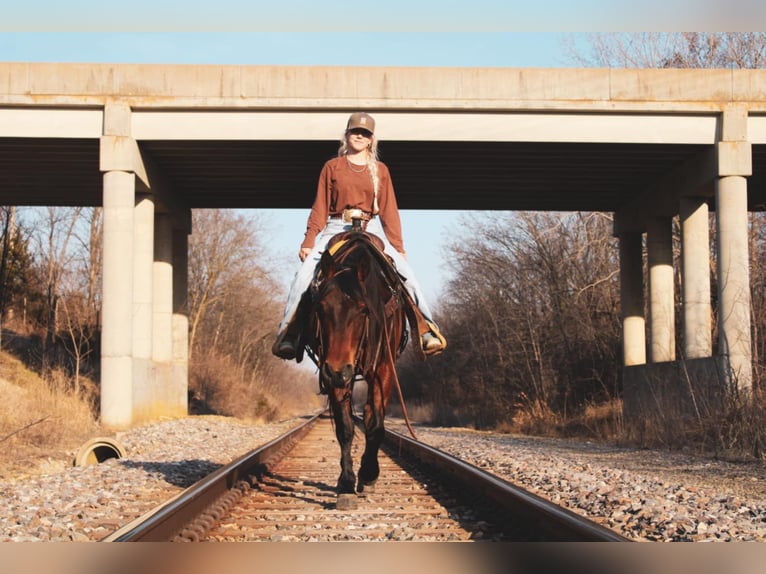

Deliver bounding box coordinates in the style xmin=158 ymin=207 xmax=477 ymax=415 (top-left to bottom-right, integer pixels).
xmin=319 ymin=250 xmax=335 ymax=278
xmin=356 ymin=252 xmax=371 ymax=282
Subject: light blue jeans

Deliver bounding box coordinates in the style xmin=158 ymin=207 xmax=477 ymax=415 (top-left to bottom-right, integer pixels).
xmin=278 ymin=217 xmax=434 ymax=334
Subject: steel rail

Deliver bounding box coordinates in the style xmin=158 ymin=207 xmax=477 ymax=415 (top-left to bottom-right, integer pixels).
xmin=101 ymin=412 xmax=322 ymax=542
xmin=383 ymin=426 xmax=630 ymax=542
xmin=103 ymin=411 xmax=629 ymax=542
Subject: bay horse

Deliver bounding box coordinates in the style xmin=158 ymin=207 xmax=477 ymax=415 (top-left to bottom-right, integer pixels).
xmin=299 ymin=219 xmax=424 ymax=509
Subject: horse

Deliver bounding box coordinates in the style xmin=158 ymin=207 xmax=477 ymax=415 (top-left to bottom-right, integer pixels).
xmin=299 ymin=220 xmax=422 ymax=509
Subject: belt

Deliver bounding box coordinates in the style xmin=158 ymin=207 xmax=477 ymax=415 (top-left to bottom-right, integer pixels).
xmin=330 ymin=208 xmax=374 ymax=223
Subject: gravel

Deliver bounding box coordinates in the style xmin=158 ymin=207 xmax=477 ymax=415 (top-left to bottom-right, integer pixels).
xmin=389 ymin=422 xmax=766 ymax=542
xmin=0 ymin=416 xmax=303 ymax=542
xmin=2 ymin=414 xmax=765 ymax=542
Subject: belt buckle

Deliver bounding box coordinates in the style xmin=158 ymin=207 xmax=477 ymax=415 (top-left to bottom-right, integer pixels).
xmin=342 ymin=208 xmax=365 ymax=223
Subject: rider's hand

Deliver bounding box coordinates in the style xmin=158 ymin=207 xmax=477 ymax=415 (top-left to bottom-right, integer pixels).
xmin=299 ymin=247 xmax=312 ymax=262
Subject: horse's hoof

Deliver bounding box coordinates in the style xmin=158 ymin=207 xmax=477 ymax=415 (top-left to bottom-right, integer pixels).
xmin=336 ymin=493 xmax=358 ymax=510
xmin=357 ymin=480 xmax=376 ymax=495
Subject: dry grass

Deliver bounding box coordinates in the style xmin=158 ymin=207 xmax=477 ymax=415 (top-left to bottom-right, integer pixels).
xmin=558 ymin=400 xmax=624 ymax=441
xmin=0 ymin=346 xmax=325 ymax=480
xmin=188 ymin=352 xmax=324 ymax=422
xmin=0 ymin=351 xmax=100 ymax=479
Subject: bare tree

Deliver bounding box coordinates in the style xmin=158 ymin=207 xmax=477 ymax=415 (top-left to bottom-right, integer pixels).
xmin=187 ymin=209 xmax=276 ymax=360
xmin=58 ymin=294 xmax=96 ymax=397
xmin=26 ymin=207 xmax=84 ymax=371
xmin=85 ymin=208 xmax=102 ymax=326
xmin=0 ymin=206 xmax=16 ymax=348
xmin=564 ymin=32 xmax=766 ymax=69
xmin=185 ymin=208 xmax=308 ymax=417
xmin=400 ymin=211 xmax=621 ymax=429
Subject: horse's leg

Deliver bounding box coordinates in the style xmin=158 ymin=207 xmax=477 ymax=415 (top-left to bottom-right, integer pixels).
xmin=329 ymin=386 xmax=356 ymax=496
xmin=357 ymin=363 xmax=394 ymax=493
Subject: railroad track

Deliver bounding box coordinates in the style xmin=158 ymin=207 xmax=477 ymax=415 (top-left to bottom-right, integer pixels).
xmin=103 ymin=412 xmax=629 ymax=542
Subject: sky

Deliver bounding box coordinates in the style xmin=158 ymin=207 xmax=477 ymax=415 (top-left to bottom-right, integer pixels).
xmin=1 ymin=1 xmax=759 ymax=32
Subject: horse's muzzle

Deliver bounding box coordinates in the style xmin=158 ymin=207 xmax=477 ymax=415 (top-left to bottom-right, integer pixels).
xmin=321 ymin=362 xmax=356 ymax=388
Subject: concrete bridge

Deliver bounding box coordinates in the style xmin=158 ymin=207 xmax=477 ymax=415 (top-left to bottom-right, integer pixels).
xmin=1 ymin=63 xmax=765 ymax=429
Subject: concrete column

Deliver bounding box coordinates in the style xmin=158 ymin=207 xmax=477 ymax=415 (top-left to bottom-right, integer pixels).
xmin=647 ymin=217 xmax=675 ymax=363
xmin=133 ymin=196 xmax=154 ymax=359
xmin=680 ymin=197 xmax=712 ymax=359
xmin=172 ymin=224 xmax=189 ymax=348
xmin=716 ymin=176 xmax=752 ymax=391
xmin=619 ymin=231 xmax=646 ymax=366
xmin=149 ymin=211 xmax=187 ymax=418
xmin=715 ymin=106 xmax=753 ymax=393
xmin=100 ymin=171 xmax=135 ymax=429
xmin=131 ymin=196 xmax=155 ymax=423
xmin=171 ymin=223 xmax=190 ymax=414
xmin=153 ymin=213 xmax=173 ymax=363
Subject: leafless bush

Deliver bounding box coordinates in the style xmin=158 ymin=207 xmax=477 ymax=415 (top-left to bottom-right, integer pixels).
xmin=399 ymin=212 xmax=621 ymax=431
xmin=699 ymin=385 xmax=766 ymax=460
xmin=189 ymin=351 xmax=277 ymax=421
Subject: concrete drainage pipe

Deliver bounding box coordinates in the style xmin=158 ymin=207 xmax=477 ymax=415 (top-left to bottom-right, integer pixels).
xmin=73 ymin=437 xmax=127 ymax=467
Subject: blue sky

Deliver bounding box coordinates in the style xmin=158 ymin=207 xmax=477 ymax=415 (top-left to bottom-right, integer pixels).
xmin=0 ymin=33 xmax=576 ymax=67
xmin=1 ymin=2 xmax=756 ymax=32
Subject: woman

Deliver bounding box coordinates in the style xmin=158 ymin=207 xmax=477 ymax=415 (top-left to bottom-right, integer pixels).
xmin=272 ymin=112 xmax=445 ymax=360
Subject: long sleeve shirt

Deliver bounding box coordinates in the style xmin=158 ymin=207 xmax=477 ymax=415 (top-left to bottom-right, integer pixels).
xmin=301 ymin=156 xmax=405 ymax=253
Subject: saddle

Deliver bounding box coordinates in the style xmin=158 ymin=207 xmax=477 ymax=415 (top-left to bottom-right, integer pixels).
xmin=288 ymin=230 xmax=436 ymax=364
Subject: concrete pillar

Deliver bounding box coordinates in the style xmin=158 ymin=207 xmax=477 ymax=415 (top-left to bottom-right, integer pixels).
xmin=171 ymin=223 xmax=190 ymax=414
xmin=153 ymin=213 xmax=173 ymax=363
xmin=619 ymin=231 xmax=646 ymax=366
xmin=716 ymin=106 xmax=753 ymax=393
xmin=716 ymin=176 xmax=752 ymax=391
xmin=149 ymin=211 xmax=187 ymax=418
xmin=647 ymin=217 xmax=675 ymax=363
xmin=100 ymin=171 xmax=135 ymax=429
xmin=131 ymin=195 xmax=155 ymax=423
xmin=133 ymin=196 xmax=154 ymax=358
xmin=680 ymin=197 xmax=712 ymax=359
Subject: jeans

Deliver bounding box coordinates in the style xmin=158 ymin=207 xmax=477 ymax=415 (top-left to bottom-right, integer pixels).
xmin=277 ymin=217 xmax=434 ymax=333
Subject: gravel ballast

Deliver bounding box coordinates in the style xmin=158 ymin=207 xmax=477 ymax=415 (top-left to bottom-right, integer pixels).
xmin=2 ymin=415 xmax=765 ymax=542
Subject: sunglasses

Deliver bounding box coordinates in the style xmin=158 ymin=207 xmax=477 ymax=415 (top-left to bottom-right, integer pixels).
xmin=348 ymin=128 xmax=373 ymax=138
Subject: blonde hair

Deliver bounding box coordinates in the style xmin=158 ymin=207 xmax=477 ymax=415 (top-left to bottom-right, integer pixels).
xmin=338 ymin=131 xmax=380 ymax=214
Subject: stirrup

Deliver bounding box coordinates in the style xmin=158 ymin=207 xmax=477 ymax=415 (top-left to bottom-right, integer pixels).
xmin=421 ymin=321 xmax=446 ymax=356
xmin=421 ymin=332 xmax=444 ymax=353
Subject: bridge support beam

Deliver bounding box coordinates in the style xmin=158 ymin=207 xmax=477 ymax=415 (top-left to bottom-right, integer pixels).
xmin=153 ymin=213 xmax=173 ymax=364
xmin=618 ymin=231 xmax=646 ymax=366
xmin=620 ymin=107 xmax=755 ymax=444
xmin=647 ymin=217 xmax=675 ymax=363
xmin=172 ymin=224 xmax=190 ymax=412
xmin=680 ymin=197 xmax=712 ymax=359
xmin=716 ymin=107 xmax=753 ymax=394
xmin=100 ymin=171 xmax=136 ymax=429
xmin=131 ymin=195 xmax=155 ymax=423
xmin=99 ymin=103 xmax=189 ymax=428
xmin=716 ymin=175 xmax=752 ymax=392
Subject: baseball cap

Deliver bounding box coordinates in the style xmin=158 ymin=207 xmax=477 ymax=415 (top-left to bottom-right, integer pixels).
xmin=346 ymin=112 xmax=375 ymax=134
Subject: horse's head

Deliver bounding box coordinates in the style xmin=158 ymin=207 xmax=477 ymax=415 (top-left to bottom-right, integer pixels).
xmin=310 ymin=234 xmax=386 ymax=390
